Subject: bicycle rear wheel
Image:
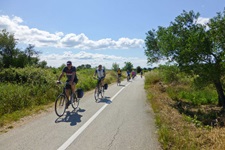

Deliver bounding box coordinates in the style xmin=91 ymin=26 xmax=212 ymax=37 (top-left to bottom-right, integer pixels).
xmin=100 ymin=86 xmax=104 ymax=98
xmin=55 ymin=94 xmax=66 ymax=117
xmin=94 ymin=87 xmax=99 ymax=101
xmin=71 ymin=94 xmax=79 ymax=110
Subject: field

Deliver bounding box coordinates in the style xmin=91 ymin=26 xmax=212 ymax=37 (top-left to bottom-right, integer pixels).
xmin=145 ymin=69 xmax=225 ymax=150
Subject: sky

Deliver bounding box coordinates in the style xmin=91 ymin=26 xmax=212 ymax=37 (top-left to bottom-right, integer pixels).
xmin=0 ymin=0 xmax=224 ymax=69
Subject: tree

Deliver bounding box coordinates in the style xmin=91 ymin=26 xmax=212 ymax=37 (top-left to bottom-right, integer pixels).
xmin=136 ymin=66 xmax=142 ymax=73
xmin=77 ymin=64 xmax=92 ymax=70
xmin=0 ymin=54 xmax=3 ymax=69
xmin=112 ymin=62 xmax=119 ymax=71
xmin=123 ymin=62 xmax=133 ymax=71
xmin=38 ymin=60 xmax=48 ymax=68
xmin=0 ymin=29 xmax=17 ymax=68
xmin=25 ymin=44 xmax=41 ymax=65
xmin=144 ymin=9 xmax=225 ymax=107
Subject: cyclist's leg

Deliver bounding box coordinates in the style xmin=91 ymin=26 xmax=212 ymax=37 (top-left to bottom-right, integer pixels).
xmin=65 ymin=89 xmax=70 ymax=108
xmin=71 ymin=77 xmax=79 ymax=98
xmin=71 ymin=82 xmax=76 ymax=95
xmin=101 ymin=78 xmax=104 ymax=87
xmin=97 ymin=78 xmax=101 ymax=90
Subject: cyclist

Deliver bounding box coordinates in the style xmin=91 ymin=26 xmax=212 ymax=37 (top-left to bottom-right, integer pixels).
xmin=140 ymin=71 xmax=143 ymax=78
xmin=132 ymin=70 xmax=135 ymax=79
xmin=94 ymin=65 xmax=106 ymax=87
xmin=117 ymin=68 xmax=122 ymax=82
xmin=58 ymin=61 xmax=78 ymax=109
xmin=126 ymin=70 xmax=130 ymax=81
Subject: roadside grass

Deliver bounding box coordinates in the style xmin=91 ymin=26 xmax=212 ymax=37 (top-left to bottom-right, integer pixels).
xmin=0 ymin=68 xmax=119 ymax=130
xmin=145 ymin=71 xmax=225 ymax=150
xmin=0 ymin=103 xmax=53 ymax=134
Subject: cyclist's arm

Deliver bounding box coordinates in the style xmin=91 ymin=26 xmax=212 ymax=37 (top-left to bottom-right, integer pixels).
xmin=58 ymin=72 xmax=65 ymax=81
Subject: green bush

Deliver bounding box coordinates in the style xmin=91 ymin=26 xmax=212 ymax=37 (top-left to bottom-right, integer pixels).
xmin=178 ymin=89 xmax=217 ymax=105
xmin=0 ymin=67 xmax=118 ymax=119
xmin=158 ymin=65 xmax=180 ymax=83
xmin=145 ymin=71 xmax=161 ymax=85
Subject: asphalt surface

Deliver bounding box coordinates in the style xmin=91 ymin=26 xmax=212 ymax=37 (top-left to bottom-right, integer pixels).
xmin=0 ymin=75 xmax=161 ymax=150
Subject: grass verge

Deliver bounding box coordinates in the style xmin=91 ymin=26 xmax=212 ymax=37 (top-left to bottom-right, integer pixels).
xmin=145 ymin=71 xmax=225 ymax=150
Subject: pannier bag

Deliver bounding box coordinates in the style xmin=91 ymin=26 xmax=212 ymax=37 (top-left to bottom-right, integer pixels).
xmin=104 ymin=83 xmax=108 ymax=90
xmin=76 ymin=88 xmax=84 ymax=98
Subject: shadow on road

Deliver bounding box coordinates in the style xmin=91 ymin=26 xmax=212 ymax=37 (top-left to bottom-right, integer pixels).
xmin=97 ymin=96 xmax=112 ymax=104
xmin=55 ymin=108 xmax=86 ymax=126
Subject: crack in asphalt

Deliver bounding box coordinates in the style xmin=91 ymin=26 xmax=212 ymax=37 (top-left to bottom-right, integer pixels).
xmin=107 ymin=121 xmax=124 ymax=150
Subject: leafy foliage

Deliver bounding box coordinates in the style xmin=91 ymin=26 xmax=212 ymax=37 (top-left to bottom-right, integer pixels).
xmin=122 ymin=61 xmax=133 ymax=71
xmin=136 ymin=66 xmax=142 ymax=73
xmin=0 ymin=29 xmax=45 ymax=68
xmin=145 ymin=9 xmax=225 ymax=107
xmin=111 ymin=62 xmax=119 ymax=71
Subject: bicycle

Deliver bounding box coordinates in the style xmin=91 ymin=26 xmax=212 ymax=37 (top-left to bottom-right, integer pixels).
xmin=127 ymin=75 xmax=130 ymax=81
xmin=55 ymin=81 xmax=80 ymax=117
xmin=117 ymin=75 xmax=121 ymax=86
xmin=94 ymin=77 xmax=105 ymax=102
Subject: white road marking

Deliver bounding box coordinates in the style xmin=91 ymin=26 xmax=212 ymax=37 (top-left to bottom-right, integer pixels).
xmin=57 ymin=82 xmax=131 ymax=150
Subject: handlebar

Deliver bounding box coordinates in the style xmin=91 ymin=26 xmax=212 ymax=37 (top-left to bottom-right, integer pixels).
xmin=56 ymin=81 xmax=62 ymax=84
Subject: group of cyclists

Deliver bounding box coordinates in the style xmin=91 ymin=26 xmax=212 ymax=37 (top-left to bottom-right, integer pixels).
xmin=57 ymin=60 xmax=143 ymax=109
xmin=57 ymin=61 xmax=105 ymax=109
xmin=117 ymin=68 xmax=143 ymax=81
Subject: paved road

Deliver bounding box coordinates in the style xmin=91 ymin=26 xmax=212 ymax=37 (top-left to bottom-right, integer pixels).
xmin=0 ymin=75 xmax=161 ymax=150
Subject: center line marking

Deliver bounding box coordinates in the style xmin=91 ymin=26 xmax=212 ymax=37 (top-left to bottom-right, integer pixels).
xmin=57 ymin=82 xmax=131 ymax=150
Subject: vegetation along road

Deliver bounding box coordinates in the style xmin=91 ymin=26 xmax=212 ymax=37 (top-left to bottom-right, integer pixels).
xmin=0 ymin=76 xmax=161 ymax=150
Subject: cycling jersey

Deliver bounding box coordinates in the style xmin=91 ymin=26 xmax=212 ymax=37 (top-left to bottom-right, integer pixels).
xmin=95 ymin=69 xmax=105 ymax=78
xmin=127 ymin=71 xmax=130 ymax=76
xmin=117 ymin=70 xmax=121 ymax=75
xmin=62 ymin=66 xmax=78 ymax=83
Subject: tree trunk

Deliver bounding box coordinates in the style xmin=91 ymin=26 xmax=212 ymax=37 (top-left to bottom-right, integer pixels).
xmin=214 ymin=80 xmax=225 ymax=108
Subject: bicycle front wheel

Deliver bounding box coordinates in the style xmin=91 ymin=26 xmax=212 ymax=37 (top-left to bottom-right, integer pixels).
xmin=117 ymin=79 xmax=120 ymax=86
xmin=55 ymin=94 xmax=66 ymax=117
xmin=71 ymin=94 xmax=79 ymax=110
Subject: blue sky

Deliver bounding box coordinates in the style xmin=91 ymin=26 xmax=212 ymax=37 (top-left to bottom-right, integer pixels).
xmin=0 ymin=0 xmax=224 ymax=68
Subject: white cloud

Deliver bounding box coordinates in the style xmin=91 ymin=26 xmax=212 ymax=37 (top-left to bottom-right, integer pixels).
xmin=0 ymin=15 xmax=144 ymax=50
xmin=196 ymin=17 xmax=210 ymax=26
xmin=195 ymin=17 xmax=210 ymax=30
xmin=39 ymin=51 xmax=147 ymax=69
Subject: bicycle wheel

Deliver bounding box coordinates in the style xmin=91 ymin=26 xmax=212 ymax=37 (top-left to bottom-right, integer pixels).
xmin=94 ymin=87 xmax=99 ymax=101
xmin=71 ymin=93 xmax=79 ymax=110
xmin=55 ymin=94 xmax=66 ymax=117
xmin=100 ymin=86 xmax=104 ymax=98
xmin=117 ymin=79 xmax=120 ymax=86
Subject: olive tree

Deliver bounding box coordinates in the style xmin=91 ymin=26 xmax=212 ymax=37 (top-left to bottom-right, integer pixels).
xmin=145 ymin=9 xmax=225 ymax=107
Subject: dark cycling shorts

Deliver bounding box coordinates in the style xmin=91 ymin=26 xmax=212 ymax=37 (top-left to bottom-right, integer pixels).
xmin=65 ymin=78 xmax=78 ymax=89
xmin=97 ymin=77 xmax=104 ymax=84
xmin=118 ymin=74 xmax=121 ymax=77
